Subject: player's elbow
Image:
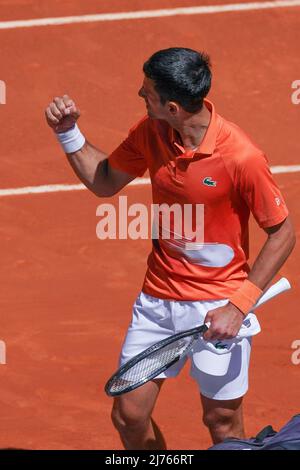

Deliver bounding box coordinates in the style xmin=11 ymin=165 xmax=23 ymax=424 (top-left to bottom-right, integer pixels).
xmin=91 ymin=185 xmax=116 ymax=198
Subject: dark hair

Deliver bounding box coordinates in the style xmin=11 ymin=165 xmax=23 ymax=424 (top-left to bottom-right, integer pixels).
xmin=143 ymin=47 xmax=211 ymax=113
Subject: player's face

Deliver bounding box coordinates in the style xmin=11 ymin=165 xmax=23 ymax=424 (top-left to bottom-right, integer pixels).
xmin=138 ymin=77 xmax=167 ymax=119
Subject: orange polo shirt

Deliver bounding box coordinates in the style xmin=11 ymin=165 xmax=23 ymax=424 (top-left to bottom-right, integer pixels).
xmin=109 ymin=100 xmax=289 ymax=300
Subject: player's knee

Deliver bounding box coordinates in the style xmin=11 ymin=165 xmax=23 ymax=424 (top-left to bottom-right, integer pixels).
xmin=111 ymin=401 xmax=149 ymax=432
xmin=202 ymin=407 xmax=236 ymax=432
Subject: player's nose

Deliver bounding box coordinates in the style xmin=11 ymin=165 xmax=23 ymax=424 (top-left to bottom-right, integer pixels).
xmin=138 ymin=87 xmax=146 ymax=98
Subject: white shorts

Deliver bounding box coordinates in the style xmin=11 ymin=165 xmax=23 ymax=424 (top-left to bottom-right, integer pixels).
xmin=119 ymin=292 xmax=261 ymax=400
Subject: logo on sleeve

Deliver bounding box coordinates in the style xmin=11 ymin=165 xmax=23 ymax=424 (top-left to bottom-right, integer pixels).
xmin=275 ymin=197 xmax=281 ymax=206
xmin=203 ymin=177 xmax=217 ymax=187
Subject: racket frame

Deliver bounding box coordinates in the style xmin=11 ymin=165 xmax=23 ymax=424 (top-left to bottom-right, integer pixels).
xmin=105 ymin=324 xmax=208 ymax=396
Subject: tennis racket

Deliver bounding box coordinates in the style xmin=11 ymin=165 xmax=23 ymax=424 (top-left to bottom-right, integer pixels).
xmin=105 ymin=277 xmax=291 ymax=397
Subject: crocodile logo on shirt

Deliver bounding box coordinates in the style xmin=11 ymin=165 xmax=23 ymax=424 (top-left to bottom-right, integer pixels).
xmin=203 ymin=177 xmax=217 ymax=187
xmin=214 ymin=341 xmax=229 ymax=350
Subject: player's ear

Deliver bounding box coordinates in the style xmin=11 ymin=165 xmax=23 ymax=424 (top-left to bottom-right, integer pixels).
xmin=168 ymin=101 xmax=179 ymax=115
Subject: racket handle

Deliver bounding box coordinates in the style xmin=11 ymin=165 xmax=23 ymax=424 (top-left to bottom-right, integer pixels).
xmin=253 ymin=277 xmax=291 ymax=310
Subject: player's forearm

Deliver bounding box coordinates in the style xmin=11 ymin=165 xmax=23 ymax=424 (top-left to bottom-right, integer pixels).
xmin=66 ymin=140 xmax=112 ymax=197
xmin=247 ymin=216 xmax=296 ymax=290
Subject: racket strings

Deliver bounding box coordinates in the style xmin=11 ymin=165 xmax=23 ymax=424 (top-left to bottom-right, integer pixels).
xmin=108 ymin=335 xmax=195 ymax=394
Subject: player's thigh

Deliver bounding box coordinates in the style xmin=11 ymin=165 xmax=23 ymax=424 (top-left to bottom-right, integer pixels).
xmin=201 ymin=394 xmax=244 ymax=428
xmin=112 ymin=379 xmax=165 ymax=425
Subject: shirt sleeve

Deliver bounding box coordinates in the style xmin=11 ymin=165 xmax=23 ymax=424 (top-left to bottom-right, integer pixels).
xmin=237 ymin=151 xmax=289 ymax=228
xmin=108 ymin=119 xmax=148 ymax=177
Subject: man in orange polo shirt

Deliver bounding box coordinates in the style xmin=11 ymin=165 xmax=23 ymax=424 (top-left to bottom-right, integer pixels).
xmin=45 ymin=47 xmax=295 ymax=449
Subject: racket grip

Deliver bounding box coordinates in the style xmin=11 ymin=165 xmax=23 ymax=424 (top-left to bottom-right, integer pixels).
xmin=253 ymin=277 xmax=291 ymax=309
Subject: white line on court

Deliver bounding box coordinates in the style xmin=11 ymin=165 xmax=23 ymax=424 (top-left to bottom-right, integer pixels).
xmin=0 ymin=1 xmax=299 ymax=30
xmin=0 ymin=178 xmax=151 ymax=197
xmin=0 ymin=166 xmax=299 ymax=198
xmin=270 ymin=165 xmax=300 ymax=174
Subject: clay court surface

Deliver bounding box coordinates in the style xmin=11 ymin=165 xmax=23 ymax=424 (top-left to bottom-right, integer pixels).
xmin=0 ymin=0 xmax=299 ymax=450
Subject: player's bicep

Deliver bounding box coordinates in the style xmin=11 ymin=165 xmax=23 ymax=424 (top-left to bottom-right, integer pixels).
xmin=263 ymin=215 xmax=295 ymax=247
xmin=106 ymin=160 xmax=136 ymax=194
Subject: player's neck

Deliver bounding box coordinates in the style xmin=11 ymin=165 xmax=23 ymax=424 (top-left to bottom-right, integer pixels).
xmin=172 ymin=104 xmax=211 ymax=151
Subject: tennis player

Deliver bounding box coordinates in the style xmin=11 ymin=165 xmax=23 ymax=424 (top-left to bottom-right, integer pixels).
xmin=45 ymin=48 xmax=295 ymax=449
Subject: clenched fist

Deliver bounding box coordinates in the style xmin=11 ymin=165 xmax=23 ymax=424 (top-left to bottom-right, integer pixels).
xmin=45 ymin=94 xmax=80 ymax=133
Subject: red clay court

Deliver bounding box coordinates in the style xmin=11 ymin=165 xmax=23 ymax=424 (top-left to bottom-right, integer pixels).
xmin=0 ymin=0 xmax=299 ymax=450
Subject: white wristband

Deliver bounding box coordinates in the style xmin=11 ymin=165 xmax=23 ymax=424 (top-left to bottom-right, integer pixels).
xmin=56 ymin=124 xmax=86 ymax=153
